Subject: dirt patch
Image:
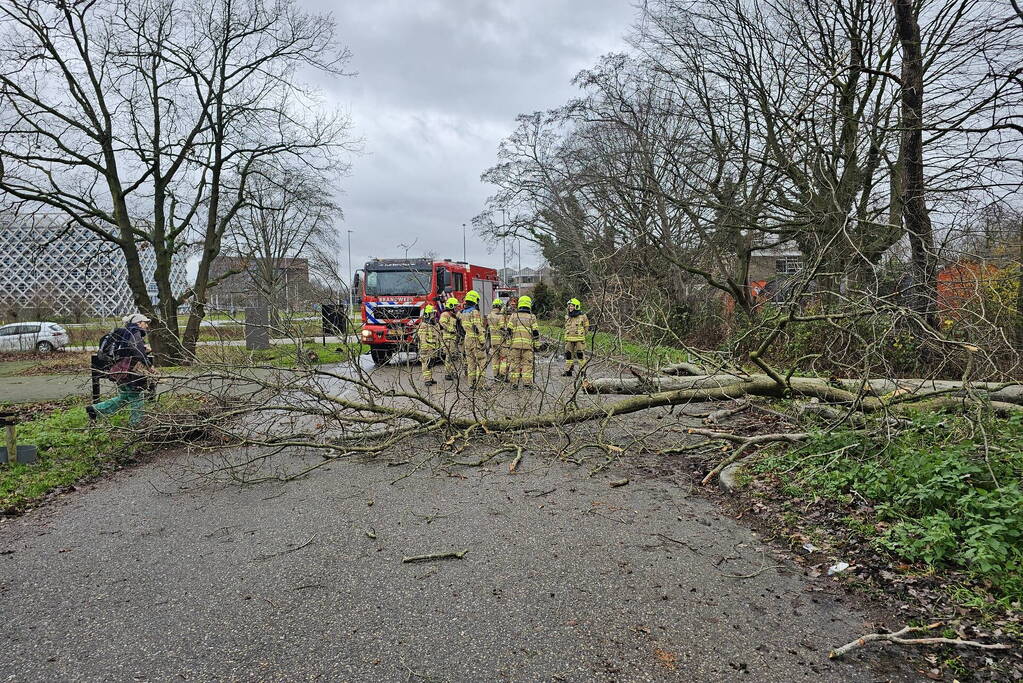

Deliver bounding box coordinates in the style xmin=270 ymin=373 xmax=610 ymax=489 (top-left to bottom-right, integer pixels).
xmin=12 ymin=351 xmax=92 ymax=376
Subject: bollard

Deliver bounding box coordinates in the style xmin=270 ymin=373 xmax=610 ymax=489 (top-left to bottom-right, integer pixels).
xmin=90 ymin=354 xmax=102 ymax=404
xmin=4 ymin=424 xmax=14 ymax=464
xmin=0 ymin=411 xmax=37 ymax=465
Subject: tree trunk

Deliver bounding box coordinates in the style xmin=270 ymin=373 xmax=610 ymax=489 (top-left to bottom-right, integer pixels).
xmin=1016 ymin=216 xmax=1023 ymax=348
xmin=894 ymin=0 xmax=938 ymax=326
xmin=584 ymin=373 xmax=1023 ymax=405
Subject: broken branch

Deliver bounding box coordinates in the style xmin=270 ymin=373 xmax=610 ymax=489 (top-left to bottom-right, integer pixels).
xmin=829 ymin=622 xmax=1011 ymax=658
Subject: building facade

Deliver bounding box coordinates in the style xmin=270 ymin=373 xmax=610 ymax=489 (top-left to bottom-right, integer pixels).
xmin=208 ymin=255 xmax=311 ymax=312
xmin=0 ymin=216 xmax=187 ymax=319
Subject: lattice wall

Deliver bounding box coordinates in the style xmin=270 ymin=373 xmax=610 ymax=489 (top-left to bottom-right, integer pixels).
xmin=0 ymin=220 xmax=186 ymax=318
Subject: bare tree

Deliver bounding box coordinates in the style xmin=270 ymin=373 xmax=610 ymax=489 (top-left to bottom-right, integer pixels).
xmin=224 ymin=164 xmax=342 ymax=317
xmin=0 ymin=0 xmax=354 ymax=362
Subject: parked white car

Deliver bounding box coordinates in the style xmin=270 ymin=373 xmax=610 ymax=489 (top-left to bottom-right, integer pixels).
xmin=0 ymin=322 xmax=70 ymax=353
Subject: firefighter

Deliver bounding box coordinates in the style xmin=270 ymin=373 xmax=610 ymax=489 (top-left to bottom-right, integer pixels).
xmin=458 ymin=290 xmax=487 ymax=387
xmin=506 ymin=295 xmax=540 ymax=389
xmin=439 ymin=297 xmax=461 ymax=380
xmin=417 ymin=304 xmax=440 ymax=385
xmin=487 ymin=298 xmax=509 ymax=381
xmin=562 ymin=297 xmax=590 ymax=376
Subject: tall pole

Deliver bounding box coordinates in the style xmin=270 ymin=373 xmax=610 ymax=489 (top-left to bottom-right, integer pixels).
xmin=501 ymin=208 xmax=507 ymax=284
xmin=347 ymin=229 xmax=354 ymax=321
xmin=462 ymin=223 xmax=467 ymax=262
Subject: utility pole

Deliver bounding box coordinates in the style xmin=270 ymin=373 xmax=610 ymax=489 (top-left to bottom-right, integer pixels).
xmin=462 ymin=223 xmax=467 ymax=262
xmin=501 ymin=208 xmax=507 ymax=284
xmin=347 ymin=229 xmax=354 ymax=321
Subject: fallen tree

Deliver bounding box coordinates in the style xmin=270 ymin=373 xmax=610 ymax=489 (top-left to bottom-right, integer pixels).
xmin=583 ymin=374 xmax=1023 ymax=414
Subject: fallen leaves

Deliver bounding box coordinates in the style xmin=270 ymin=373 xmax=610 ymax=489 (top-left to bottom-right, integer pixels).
xmin=654 ymin=647 xmax=678 ymax=669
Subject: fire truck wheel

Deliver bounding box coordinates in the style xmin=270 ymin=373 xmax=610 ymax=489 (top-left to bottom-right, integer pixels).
xmin=370 ymin=348 xmax=393 ymax=366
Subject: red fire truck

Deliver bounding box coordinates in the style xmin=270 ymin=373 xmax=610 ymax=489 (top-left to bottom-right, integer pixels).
xmin=355 ymin=258 xmax=500 ymax=365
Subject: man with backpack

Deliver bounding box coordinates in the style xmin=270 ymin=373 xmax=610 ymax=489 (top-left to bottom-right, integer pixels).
xmin=86 ymin=313 xmax=157 ymax=426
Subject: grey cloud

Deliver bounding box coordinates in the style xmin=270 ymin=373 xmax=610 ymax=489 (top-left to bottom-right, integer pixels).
xmin=304 ymin=0 xmax=635 ymax=273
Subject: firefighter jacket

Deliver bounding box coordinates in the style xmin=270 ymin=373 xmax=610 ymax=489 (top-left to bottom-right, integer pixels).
xmin=487 ymin=311 xmax=508 ymax=347
xmin=564 ymin=310 xmax=589 ymax=342
xmin=417 ymin=319 xmax=440 ymax=350
xmin=458 ymin=306 xmax=486 ymax=345
xmin=439 ymin=310 xmax=459 ymax=341
xmin=506 ymin=310 xmax=539 ymax=350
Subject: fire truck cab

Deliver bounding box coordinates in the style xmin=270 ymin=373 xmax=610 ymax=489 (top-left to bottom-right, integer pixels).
xmin=356 ymin=258 xmax=499 ymax=365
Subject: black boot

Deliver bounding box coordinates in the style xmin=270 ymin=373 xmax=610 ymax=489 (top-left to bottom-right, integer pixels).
xmin=562 ymin=368 xmax=573 ymax=377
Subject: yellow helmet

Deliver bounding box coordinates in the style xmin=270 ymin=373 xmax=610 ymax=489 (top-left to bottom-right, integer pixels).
xmin=423 ymin=304 xmax=435 ymax=315
xmin=517 ymin=295 xmax=532 ymax=309
xmin=567 ymin=298 xmax=581 ymax=308
xmin=464 ymin=290 xmax=480 ymax=304
xmin=445 ymin=297 xmax=458 ymax=309
xmin=492 ymin=298 xmax=503 ymax=308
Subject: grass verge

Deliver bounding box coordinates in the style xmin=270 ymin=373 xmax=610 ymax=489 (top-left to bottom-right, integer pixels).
xmin=0 ymin=394 xmax=210 ymax=515
xmin=538 ymin=321 xmax=690 ymax=367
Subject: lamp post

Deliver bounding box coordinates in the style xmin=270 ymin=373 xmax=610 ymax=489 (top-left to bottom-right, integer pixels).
xmin=462 ymin=222 xmax=467 ymax=262
xmin=346 ymin=229 xmax=354 ymax=323
xmin=501 ymin=208 xmax=507 ymax=284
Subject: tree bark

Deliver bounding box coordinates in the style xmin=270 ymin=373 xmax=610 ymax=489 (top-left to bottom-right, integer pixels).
xmin=894 ymin=0 xmax=938 ymax=326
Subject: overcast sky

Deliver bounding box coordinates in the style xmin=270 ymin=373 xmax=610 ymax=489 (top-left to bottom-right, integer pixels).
xmin=309 ymin=0 xmax=636 ymax=276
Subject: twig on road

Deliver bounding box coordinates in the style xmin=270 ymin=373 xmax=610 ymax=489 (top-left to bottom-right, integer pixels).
xmin=509 ymin=446 xmax=523 ymax=473
xmin=652 ymin=533 xmax=699 ymax=553
xmin=401 ymin=549 xmax=468 ymax=564
xmin=720 ymin=564 xmax=785 ymax=579
xmin=254 ymin=535 xmax=315 ymax=562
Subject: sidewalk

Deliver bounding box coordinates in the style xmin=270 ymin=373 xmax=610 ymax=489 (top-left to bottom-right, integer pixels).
xmin=74 ymin=335 xmax=352 ymax=352
xmin=1 ymin=336 xmax=356 ymax=403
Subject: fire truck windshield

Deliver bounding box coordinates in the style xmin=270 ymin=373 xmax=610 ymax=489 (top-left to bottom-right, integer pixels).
xmin=364 ymin=270 xmax=432 ymax=296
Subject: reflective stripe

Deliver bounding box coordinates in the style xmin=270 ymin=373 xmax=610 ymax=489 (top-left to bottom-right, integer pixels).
xmin=439 ymin=311 xmax=459 ymax=339
xmin=564 ymin=313 xmax=589 ymax=342
xmin=417 ymin=322 xmax=440 ymax=349
xmin=507 ymin=311 xmax=538 ymax=349
xmin=459 ymin=308 xmax=486 ymax=343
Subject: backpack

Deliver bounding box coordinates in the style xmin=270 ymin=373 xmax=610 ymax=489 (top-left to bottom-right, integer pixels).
xmin=96 ymin=327 xmax=129 ymax=371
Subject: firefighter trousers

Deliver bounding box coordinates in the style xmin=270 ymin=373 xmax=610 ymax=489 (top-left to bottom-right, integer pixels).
xmin=489 ymin=343 xmax=508 ymax=379
xmin=463 ymin=341 xmax=486 ymax=385
xmin=420 ymin=347 xmax=438 ymax=381
xmin=507 ymin=346 xmax=535 ymax=386
xmin=442 ymin=338 xmax=461 ymax=379
xmin=564 ymin=340 xmax=586 ymax=371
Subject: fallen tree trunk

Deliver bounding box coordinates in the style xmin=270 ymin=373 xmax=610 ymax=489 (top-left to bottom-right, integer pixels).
xmin=585 ymin=374 xmax=1023 ymax=407
xmin=835 ymin=378 xmax=1023 ymax=404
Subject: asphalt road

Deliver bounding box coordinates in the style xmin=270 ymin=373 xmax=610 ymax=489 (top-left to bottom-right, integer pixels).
xmin=0 ymin=456 xmax=916 ymax=680
xmin=0 ymin=355 xmax=919 ymax=681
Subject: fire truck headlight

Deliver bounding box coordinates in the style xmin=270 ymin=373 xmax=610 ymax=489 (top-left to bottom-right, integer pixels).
xmin=361 ymin=329 xmax=372 ymax=338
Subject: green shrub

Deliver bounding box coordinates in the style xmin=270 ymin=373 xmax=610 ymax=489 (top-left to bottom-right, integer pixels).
xmin=757 ymin=413 xmax=1023 ymax=597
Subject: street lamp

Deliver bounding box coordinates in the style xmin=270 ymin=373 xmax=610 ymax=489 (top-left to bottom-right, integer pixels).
xmin=501 ymin=208 xmax=507 ymax=283
xmin=347 ymin=229 xmax=354 ymax=324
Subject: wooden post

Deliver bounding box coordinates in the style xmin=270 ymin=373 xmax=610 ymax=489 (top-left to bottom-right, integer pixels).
xmin=4 ymin=424 xmax=15 ymax=465
xmin=90 ymin=354 xmax=102 ymax=404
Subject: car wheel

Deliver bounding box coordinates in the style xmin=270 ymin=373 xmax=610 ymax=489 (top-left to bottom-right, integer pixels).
xmin=370 ymin=348 xmax=392 ymax=366
xmin=36 ymin=340 xmax=55 ymax=354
